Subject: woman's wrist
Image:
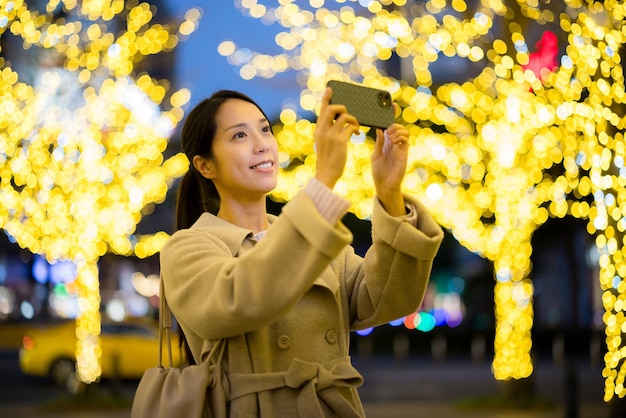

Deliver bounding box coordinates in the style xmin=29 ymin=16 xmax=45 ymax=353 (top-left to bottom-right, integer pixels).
xmin=376 ymin=190 xmax=405 ymax=217
xmin=314 ymin=173 xmax=337 ymax=190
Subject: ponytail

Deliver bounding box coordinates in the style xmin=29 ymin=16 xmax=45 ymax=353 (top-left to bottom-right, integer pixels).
xmin=174 ymin=169 xmax=220 ymax=231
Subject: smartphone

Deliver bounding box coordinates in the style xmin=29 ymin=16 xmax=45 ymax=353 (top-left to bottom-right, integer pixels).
xmin=326 ymin=80 xmax=395 ymax=129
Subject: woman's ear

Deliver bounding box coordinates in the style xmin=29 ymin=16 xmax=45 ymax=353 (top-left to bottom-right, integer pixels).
xmin=192 ymin=155 xmax=216 ymax=180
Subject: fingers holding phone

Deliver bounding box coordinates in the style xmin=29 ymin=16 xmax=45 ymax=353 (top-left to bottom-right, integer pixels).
xmin=314 ymin=87 xmax=360 ymax=189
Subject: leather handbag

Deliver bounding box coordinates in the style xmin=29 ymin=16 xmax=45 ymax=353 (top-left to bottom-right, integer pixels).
xmin=131 ymin=279 xmax=228 ymax=418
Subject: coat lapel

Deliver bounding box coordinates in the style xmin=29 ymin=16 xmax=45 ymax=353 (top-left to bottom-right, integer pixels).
xmin=192 ymin=212 xmax=253 ymax=256
xmin=312 ymin=266 xmax=340 ymax=294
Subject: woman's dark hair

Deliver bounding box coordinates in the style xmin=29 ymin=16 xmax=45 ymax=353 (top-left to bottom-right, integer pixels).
xmin=174 ymin=89 xmax=271 ymax=364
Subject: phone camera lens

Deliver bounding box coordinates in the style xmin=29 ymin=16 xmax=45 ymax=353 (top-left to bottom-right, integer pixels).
xmin=378 ymin=91 xmax=391 ymax=108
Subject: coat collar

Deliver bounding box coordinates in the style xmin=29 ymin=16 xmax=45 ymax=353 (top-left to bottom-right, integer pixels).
xmin=190 ymin=211 xmax=338 ymax=293
xmin=191 ymin=212 xmax=277 ymax=256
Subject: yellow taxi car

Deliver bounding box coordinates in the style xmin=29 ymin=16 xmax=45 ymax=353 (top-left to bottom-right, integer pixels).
xmin=19 ymin=319 xmax=183 ymax=385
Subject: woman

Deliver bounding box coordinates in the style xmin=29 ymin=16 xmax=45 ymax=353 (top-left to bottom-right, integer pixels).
xmin=159 ymin=87 xmax=443 ymax=417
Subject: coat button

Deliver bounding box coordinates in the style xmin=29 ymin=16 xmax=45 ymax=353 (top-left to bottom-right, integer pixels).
xmin=277 ymin=335 xmax=291 ymax=349
xmin=325 ymin=330 xmax=337 ymax=344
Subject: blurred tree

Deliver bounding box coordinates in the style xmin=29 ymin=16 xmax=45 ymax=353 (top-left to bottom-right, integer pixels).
xmin=0 ymin=0 xmax=199 ymax=383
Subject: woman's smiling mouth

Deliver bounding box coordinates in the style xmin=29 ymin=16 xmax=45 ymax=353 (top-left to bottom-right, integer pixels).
xmin=251 ymin=161 xmax=273 ymax=170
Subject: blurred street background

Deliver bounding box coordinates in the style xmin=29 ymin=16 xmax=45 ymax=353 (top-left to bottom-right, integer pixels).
xmin=0 ymin=344 xmax=610 ymax=418
xmin=0 ymin=1 xmax=621 ymax=417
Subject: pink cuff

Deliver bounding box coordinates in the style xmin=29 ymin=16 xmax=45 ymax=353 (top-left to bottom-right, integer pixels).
xmin=401 ymin=202 xmax=418 ymax=226
xmin=304 ymin=178 xmax=351 ymax=225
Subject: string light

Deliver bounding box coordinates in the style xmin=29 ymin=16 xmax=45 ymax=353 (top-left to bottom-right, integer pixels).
xmin=223 ymin=0 xmax=625 ymax=396
xmin=0 ymin=0 xmax=199 ymax=383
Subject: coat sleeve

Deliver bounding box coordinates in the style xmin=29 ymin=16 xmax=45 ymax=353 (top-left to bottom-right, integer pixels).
xmin=344 ymin=195 xmax=444 ymax=330
xmin=159 ymin=190 xmax=353 ymax=341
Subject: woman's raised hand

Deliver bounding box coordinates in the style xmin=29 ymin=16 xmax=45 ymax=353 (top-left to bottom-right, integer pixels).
xmin=314 ymin=87 xmax=360 ymax=190
xmin=371 ymin=108 xmax=410 ymax=216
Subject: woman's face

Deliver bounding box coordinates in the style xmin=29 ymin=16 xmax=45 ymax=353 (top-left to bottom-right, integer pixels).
xmin=200 ymin=98 xmax=279 ymax=201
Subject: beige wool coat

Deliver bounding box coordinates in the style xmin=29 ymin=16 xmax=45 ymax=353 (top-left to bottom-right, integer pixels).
xmin=159 ymin=190 xmax=443 ymax=417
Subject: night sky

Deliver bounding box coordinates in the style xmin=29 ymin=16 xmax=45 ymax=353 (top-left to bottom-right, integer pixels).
xmin=163 ymin=1 xmax=305 ymax=120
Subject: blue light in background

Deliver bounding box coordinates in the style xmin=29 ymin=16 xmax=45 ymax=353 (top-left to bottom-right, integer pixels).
xmin=50 ymin=260 xmax=76 ymax=284
xmin=356 ymin=327 xmax=374 ymax=336
xmin=389 ymin=317 xmax=404 ymax=327
xmin=32 ymin=256 xmax=48 ymax=284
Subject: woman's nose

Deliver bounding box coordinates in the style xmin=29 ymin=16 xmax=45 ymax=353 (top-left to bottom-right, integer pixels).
xmin=254 ymin=136 xmax=270 ymax=153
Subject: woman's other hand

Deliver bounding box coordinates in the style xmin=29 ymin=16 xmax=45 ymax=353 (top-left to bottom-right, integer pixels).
xmin=371 ymin=109 xmax=409 ymax=216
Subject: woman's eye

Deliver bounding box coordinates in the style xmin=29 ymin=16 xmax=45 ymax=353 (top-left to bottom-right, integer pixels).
xmin=262 ymin=125 xmax=271 ymax=133
xmin=234 ymin=132 xmax=246 ymax=139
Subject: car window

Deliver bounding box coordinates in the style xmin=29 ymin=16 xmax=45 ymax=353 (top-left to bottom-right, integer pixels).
xmin=101 ymin=324 xmax=155 ymax=338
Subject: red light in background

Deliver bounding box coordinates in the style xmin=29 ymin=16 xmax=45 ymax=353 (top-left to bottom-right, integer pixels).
xmin=22 ymin=335 xmax=34 ymax=351
xmin=403 ymin=312 xmax=418 ymax=330
xmin=523 ymin=30 xmax=559 ymax=82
